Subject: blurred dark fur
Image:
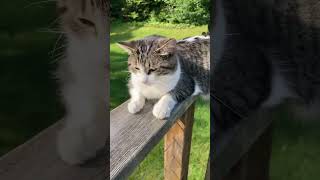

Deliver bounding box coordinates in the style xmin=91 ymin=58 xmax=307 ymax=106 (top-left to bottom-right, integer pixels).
xmin=211 ymin=0 xmax=320 ymax=133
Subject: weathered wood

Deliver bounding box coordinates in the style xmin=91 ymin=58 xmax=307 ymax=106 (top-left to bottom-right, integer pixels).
xmin=222 ymin=123 xmax=273 ymax=180
xmin=164 ymin=103 xmax=195 ymax=180
xmin=0 ymin=121 xmax=106 ymax=180
xmin=213 ymin=109 xmax=275 ymax=180
xmin=245 ymin=123 xmax=272 ymax=180
xmin=110 ymin=97 xmax=197 ymax=179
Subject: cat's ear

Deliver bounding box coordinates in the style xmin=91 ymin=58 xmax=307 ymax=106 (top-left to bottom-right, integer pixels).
xmin=117 ymin=41 xmax=136 ymax=54
xmin=155 ymin=38 xmax=177 ymax=56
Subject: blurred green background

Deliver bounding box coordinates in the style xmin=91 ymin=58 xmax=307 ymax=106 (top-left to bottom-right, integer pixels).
xmin=0 ymin=1 xmax=63 ymax=155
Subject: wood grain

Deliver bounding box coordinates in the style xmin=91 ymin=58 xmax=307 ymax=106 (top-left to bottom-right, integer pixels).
xmin=164 ymin=103 xmax=195 ymax=180
xmin=0 ymin=121 xmax=106 ymax=180
xmin=110 ymin=97 xmax=197 ymax=180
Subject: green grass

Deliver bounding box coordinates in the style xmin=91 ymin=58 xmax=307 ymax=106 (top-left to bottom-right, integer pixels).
xmin=270 ymin=107 xmax=320 ymax=180
xmin=110 ymin=22 xmax=210 ymax=179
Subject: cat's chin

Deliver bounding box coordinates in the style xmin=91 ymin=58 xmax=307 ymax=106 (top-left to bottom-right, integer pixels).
xmin=141 ymin=82 xmax=153 ymax=86
xmin=133 ymin=79 xmax=154 ymax=86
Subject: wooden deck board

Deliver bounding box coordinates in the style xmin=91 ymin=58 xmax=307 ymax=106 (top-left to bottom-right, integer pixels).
xmin=110 ymin=97 xmax=197 ymax=179
xmin=0 ymin=121 xmax=106 ymax=180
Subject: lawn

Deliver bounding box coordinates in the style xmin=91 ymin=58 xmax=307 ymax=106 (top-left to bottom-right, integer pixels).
xmin=270 ymin=107 xmax=320 ymax=180
xmin=110 ymin=22 xmax=210 ymax=179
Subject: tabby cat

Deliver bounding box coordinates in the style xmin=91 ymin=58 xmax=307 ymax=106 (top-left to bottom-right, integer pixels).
xmin=56 ymin=0 xmax=108 ymax=164
xmin=118 ymin=35 xmax=209 ymax=119
xmin=212 ymin=0 xmax=320 ymax=130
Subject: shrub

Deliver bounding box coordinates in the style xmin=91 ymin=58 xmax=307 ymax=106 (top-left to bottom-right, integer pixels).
xmin=111 ymin=0 xmax=209 ymax=25
xmin=154 ymin=0 xmax=209 ymax=25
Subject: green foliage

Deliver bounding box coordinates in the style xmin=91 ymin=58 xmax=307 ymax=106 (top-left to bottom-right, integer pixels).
xmin=110 ymin=0 xmax=126 ymax=20
xmin=111 ymin=0 xmax=209 ymax=25
xmin=122 ymin=0 xmax=165 ymax=21
xmin=0 ymin=1 xmax=56 ymax=34
xmin=153 ymin=0 xmax=210 ymax=25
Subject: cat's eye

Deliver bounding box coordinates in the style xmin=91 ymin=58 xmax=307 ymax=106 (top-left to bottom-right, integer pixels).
xmin=78 ymin=18 xmax=95 ymax=27
xmin=135 ymin=67 xmax=140 ymax=70
xmin=147 ymin=69 xmax=156 ymax=75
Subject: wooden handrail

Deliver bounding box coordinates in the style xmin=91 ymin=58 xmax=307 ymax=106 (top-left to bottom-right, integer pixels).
xmin=0 ymin=96 xmax=199 ymax=180
xmin=110 ymin=96 xmax=197 ymax=179
xmin=213 ymin=109 xmax=274 ymax=180
xmin=0 ymin=121 xmax=106 ymax=180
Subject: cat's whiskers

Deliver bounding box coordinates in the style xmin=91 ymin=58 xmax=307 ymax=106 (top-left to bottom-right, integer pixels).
xmin=38 ymin=28 xmax=67 ymax=34
xmin=24 ymin=0 xmax=56 ymax=8
xmin=125 ymin=73 xmax=131 ymax=82
xmin=51 ymin=50 xmax=65 ymax=59
xmin=50 ymin=34 xmax=65 ymax=55
xmin=47 ymin=16 xmax=62 ymax=29
xmin=51 ymin=54 xmax=66 ymax=64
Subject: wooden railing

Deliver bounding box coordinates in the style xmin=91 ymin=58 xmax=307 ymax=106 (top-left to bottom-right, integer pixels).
xmin=110 ymin=96 xmax=208 ymax=179
xmin=0 ymin=98 xmax=274 ymax=180
xmin=0 ymin=122 xmax=106 ymax=180
xmin=213 ymin=109 xmax=274 ymax=180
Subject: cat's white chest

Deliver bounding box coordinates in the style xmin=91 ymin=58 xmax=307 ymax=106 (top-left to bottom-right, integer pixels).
xmin=130 ymin=61 xmax=181 ymax=100
xmin=139 ymin=84 xmax=169 ymax=99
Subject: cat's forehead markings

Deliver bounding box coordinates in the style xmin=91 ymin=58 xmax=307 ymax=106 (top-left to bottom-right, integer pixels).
xmin=136 ymin=39 xmax=156 ymax=57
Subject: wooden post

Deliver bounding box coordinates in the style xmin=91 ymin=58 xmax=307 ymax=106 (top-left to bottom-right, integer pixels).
xmin=223 ymin=123 xmax=273 ymax=180
xmin=164 ymin=103 xmax=195 ymax=180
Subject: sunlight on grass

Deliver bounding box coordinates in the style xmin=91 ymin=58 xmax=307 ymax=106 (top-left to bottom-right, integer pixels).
xmin=110 ymin=22 xmax=209 ymax=179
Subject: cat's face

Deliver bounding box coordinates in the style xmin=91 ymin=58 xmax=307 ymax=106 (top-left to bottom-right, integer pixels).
xmin=118 ymin=35 xmax=178 ymax=85
xmin=57 ymin=0 xmax=108 ymax=38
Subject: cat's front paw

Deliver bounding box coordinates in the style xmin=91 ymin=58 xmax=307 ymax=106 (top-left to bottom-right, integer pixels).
xmin=128 ymin=98 xmax=145 ymax=114
xmin=57 ymin=125 xmax=105 ymax=165
xmin=152 ymin=95 xmax=177 ymax=119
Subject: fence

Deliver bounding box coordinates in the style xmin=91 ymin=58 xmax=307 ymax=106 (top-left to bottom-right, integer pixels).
xmin=0 ymin=98 xmax=273 ymax=180
xmin=110 ymin=96 xmax=210 ymax=179
xmin=214 ymin=108 xmax=274 ymax=180
xmin=0 ymin=121 xmax=106 ymax=180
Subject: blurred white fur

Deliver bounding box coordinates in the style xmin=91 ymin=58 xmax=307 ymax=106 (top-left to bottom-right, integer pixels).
xmin=56 ymin=0 xmax=107 ymax=164
xmin=128 ymin=60 xmax=181 ymax=119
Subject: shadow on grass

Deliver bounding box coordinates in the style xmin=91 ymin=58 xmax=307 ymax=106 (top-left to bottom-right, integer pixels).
xmin=110 ymin=21 xmax=145 ymax=43
xmin=110 ymin=22 xmax=145 ymax=109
